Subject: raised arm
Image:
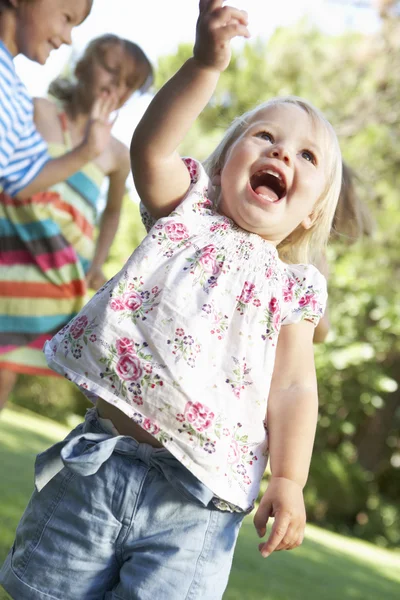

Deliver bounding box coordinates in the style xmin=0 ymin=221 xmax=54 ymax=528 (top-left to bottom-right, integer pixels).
xmin=254 ymin=320 xmax=318 ymax=557
xmin=130 ymin=0 xmax=249 ymax=219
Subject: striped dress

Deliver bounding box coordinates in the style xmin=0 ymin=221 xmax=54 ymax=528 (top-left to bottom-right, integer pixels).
xmin=0 ymin=113 xmax=105 ymax=375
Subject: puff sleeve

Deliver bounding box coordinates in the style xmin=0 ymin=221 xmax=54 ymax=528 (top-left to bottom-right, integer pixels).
xmin=139 ymin=157 xmax=208 ymax=233
xmin=280 ymin=264 xmax=328 ymax=327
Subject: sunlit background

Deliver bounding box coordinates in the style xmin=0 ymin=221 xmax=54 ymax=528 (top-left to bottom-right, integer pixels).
xmin=15 ymin=0 xmax=379 ymax=149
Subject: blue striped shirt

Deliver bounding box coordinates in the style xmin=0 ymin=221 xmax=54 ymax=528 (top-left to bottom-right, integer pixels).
xmin=0 ymin=41 xmax=49 ymax=196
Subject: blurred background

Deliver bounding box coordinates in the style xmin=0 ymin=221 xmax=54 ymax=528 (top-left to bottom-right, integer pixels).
xmin=2 ymin=1 xmax=400 ymax=599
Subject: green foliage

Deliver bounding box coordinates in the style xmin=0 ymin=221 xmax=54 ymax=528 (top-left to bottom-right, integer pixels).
xmin=10 ymin=374 xmax=90 ymax=424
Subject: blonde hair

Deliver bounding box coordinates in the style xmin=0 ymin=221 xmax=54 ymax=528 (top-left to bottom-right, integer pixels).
xmin=331 ymin=161 xmax=374 ymax=242
xmin=203 ymin=96 xmax=342 ymax=264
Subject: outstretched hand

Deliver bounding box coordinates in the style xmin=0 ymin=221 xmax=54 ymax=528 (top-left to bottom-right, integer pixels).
xmin=253 ymin=477 xmax=306 ymax=558
xmin=194 ymin=0 xmax=250 ymax=72
xmin=83 ymin=93 xmax=119 ymax=159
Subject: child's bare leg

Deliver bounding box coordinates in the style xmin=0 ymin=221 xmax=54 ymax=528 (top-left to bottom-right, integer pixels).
xmin=0 ymin=368 xmax=18 ymax=411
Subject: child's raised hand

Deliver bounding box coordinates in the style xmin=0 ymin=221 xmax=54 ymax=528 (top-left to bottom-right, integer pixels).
xmin=253 ymin=476 xmax=307 ymax=558
xmin=194 ymin=0 xmax=250 ymax=72
xmin=83 ymin=92 xmax=119 ymax=159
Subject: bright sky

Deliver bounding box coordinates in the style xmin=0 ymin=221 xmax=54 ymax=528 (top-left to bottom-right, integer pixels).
xmin=14 ymin=0 xmax=378 ymax=149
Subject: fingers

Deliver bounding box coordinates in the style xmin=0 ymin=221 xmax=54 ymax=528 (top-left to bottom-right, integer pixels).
xmin=258 ymin=511 xmax=291 ymax=558
xmin=209 ymin=6 xmax=249 ymax=30
xmin=91 ymin=92 xmax=119 ymax=122
xmin=258 ymin=514 xmax=306 ymax=558
xmin=214 ymin=22 xmax=250 ymax=42
xmin=274 ymin=524 xmax=304 ymax=551
xmin=253 ymin=498 xmax=272 ymax=539
xmin=200 ymin=1 xmax=249 ymax=37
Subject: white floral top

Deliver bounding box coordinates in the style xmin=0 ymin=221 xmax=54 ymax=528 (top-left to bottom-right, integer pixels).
xmin=45 ymin=158 xmax=327 ymax=511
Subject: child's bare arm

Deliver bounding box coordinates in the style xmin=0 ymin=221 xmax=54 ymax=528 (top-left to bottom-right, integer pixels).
xmin=130 ymin=0 xmax=249 ymax=219
xmin=86 ymin=143 xmax=130 ymax=290
xmin=254 ymin=320 xmax=318 ymax=557
xmin=16 ymin=94 xmax=118 ymax=200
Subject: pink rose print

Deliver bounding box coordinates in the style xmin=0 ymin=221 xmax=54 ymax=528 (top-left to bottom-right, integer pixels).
xmin=269 ymin=297 xmax=279 ymax=313
xmin=184 ymin=157 xmax=198 ymax=182
xmin=199 ymin=245 xmax=220 ymax=275
xmin=299 ymin=295 xmax=310 ymax=307
xmin=110 ymin=298 xmax=125 ymax=311
xmin=228 ymin=440 xmax=240 ymax=464
xmin=299 ymin=293 xmax=318 ymax=311
xmin=164 ymin=221 xmax=189 ymax=242
xmin=239 ymin=281 xmax=256 ymax=304
xmin=116 ymin=353 xmax=143 ymax=381
xmin=123 ymin=291 xmax=143 ymax=312
xmin=143 ymin=418 xmax=160 ymax=436
xmin=70 ymin=315 xmax=88 ymax=339
xmin=283 ymin=279 xmax=295 ymax=302
xmin=184 ymin=401 xmax=215 ymax=432
xmin=115 ymin=337 xmax=135 ymax=355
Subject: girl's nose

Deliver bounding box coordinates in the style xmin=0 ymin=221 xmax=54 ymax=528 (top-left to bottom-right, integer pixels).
xmin=270 ymin=145 xmax=291 ymax=164
xmin=62 ymin=26 xmax=73 ymax=46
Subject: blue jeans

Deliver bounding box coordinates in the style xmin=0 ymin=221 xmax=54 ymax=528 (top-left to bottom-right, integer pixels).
xmin=0 ymin=408 xmax=244 ymax=600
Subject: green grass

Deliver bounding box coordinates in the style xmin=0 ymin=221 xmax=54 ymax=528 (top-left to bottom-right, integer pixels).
xmin=1 ymin=407 xmax=399 ymax=600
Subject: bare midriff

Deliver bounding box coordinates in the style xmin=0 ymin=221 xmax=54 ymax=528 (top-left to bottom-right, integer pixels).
xmin=96 ymin=398 xmax=163 ymax=448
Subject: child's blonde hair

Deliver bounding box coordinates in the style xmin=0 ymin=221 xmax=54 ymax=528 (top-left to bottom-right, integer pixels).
xmin=203 ymin=96 xmax=342 ymax=264
xmin=331 ymin=161 xmax=374 ymax=242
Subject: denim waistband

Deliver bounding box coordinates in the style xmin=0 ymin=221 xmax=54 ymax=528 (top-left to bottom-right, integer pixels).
xmin=34 ymin=408 xmax=215 ymax=508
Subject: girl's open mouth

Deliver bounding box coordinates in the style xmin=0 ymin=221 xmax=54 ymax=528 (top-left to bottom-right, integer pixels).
xmin=250 ymin=169 xmax=287 ymax=203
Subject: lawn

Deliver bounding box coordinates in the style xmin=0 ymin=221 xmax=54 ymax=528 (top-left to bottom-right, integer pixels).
xmin=0 ymin=407 xmax=399 ymax=600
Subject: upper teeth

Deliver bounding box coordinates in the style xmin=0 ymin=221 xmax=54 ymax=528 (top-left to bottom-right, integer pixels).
xmin=262 ymin=169 xmax=282 ymax=181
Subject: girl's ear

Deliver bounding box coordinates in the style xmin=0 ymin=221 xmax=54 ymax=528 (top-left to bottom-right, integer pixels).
xmin=301 ymin=213 xmax=315 ymax=230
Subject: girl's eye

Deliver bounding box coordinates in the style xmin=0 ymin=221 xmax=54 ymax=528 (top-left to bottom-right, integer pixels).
xmin=256 ymin=131 xmax=274 ymax=143
xmin=302 ymin=150 xmax=316 ymax=164
xmin=64 ymin=14 xmax=72 ymax=23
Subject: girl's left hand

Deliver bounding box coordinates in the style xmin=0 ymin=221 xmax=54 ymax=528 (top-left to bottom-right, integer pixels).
xmin=253 ymin=476 xmax=306 ymax=557
xmin=86 ymin=266 xmax=108 ymax=291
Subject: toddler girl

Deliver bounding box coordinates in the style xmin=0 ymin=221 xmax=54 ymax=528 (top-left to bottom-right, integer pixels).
xmin=0 ymin=1 xmax=342 ymax=598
